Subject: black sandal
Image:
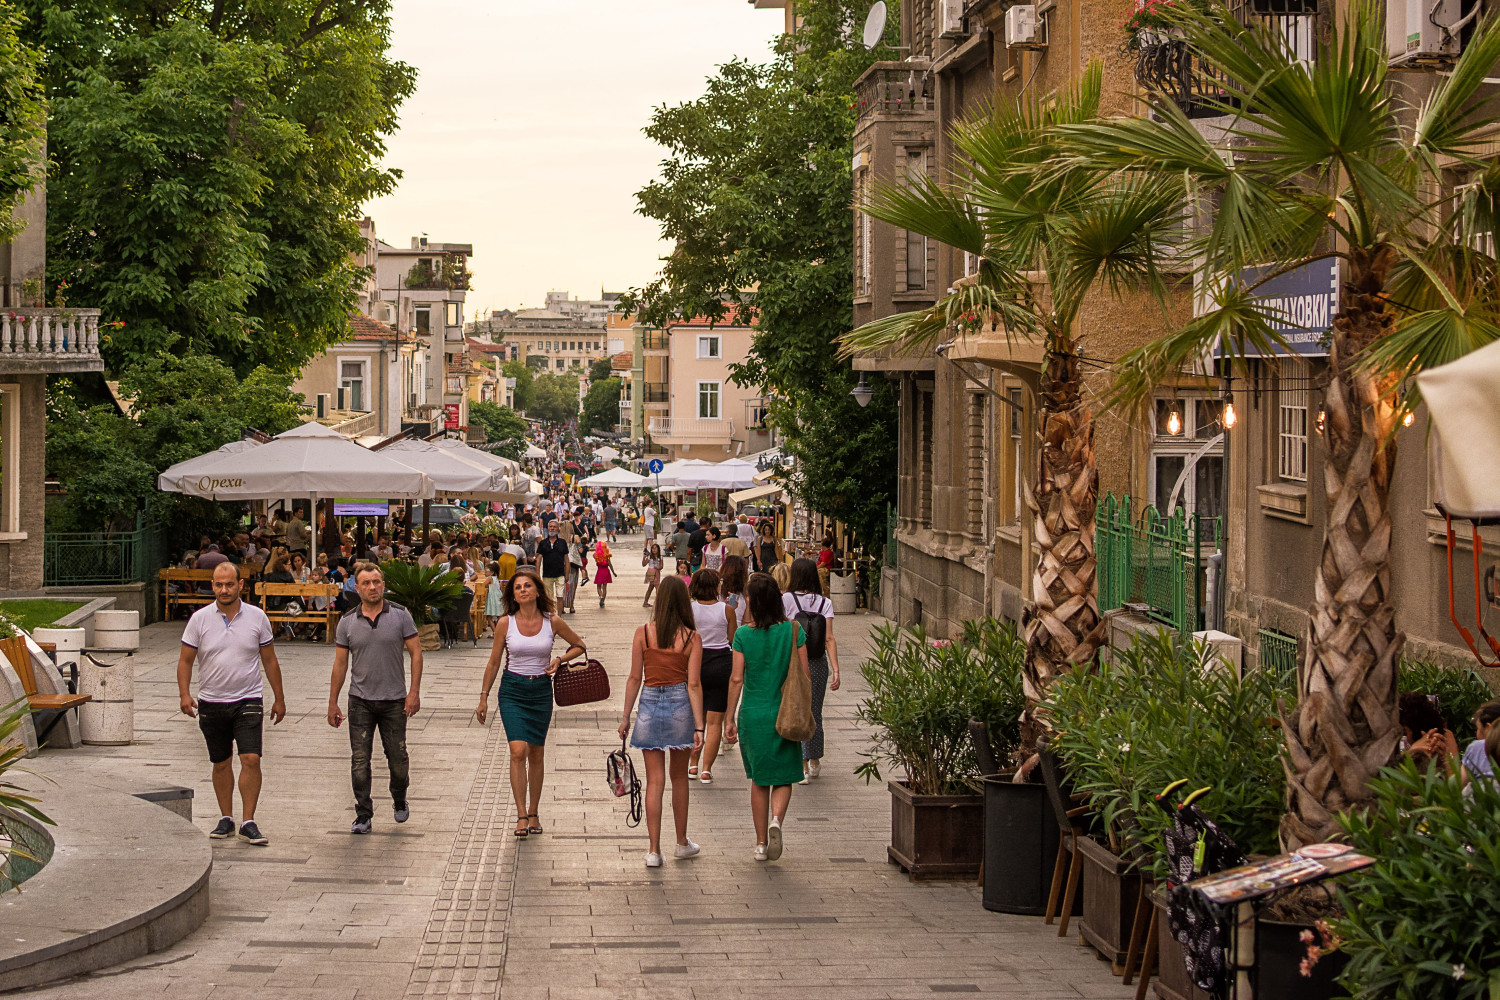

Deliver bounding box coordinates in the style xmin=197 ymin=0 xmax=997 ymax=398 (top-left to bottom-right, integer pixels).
xmin=514 ymin=815 xmax=529 ymax=838
xmin=527 ymin=813 xmax=543 ymax=834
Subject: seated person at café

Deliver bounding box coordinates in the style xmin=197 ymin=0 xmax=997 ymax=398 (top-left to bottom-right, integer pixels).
xmin=1400 ymin=691 xmax=1458 ymax=774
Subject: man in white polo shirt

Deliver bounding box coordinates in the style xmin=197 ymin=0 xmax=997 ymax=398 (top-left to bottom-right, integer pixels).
xmin=178 ymin=561 xmax=287 ymax=846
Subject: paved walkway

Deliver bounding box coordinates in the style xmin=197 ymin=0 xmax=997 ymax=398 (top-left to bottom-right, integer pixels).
xmin=21 ymin=546 xmax=1131 ymax=999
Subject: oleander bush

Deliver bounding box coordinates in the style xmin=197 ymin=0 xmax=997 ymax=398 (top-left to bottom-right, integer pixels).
xmin=1045 ymin=630 xmax=1292 ymax=879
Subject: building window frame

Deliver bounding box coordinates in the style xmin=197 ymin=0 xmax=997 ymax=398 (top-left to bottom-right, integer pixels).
xmin=1149 ymin=394 xmax=1226 ymax=520
xmin=1278 ymin=359 xmax=1310 ymax=483
xmin=339 ymin=358 xmax=368 ymax=412
xmin=697 ymin=380 xmax=721 ymax=420
xmin=445 ymin=301 xmax=460 ymax=327
xmin=697 ymin=334 xmax=721 ymax=359
xmin=1008 ymin=385 xmax=1025 ymax=524
xmin=902 ymin=146 xmax=930 ymax=292
xmin=415 ymin=305 xmax=431 ymax=336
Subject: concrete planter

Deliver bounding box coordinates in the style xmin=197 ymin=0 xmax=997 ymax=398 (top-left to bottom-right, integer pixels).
xmin=1078 ymin=836 xmax=1143 ymax=972
xmin=887 ymin=780 xmax=983 ymax=880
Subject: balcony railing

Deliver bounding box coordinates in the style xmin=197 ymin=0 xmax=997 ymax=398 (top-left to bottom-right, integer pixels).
xmin=0 ymin=308 xmax=103 ymax=369
xmin=1095 ymin=493 xmax=1220 ymax=635
xmin=855 ymin=63 xmax=936 ymax=125
xmin=643 ymin=382 xmax=669 ymax=403
xmin=647 ymin=416 xmax=735 ymax=443
xmin=642 ymin=329 xmax=668 ymax=351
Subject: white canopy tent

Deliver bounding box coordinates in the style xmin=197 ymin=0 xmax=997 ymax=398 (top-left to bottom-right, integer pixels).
xmin=1418 ymin=338 xmax=1500 ymax=520
xmin=157 ymin=422 xmax=431 ymax=564
xmin=591 ymin=445 xmax=621 ymax=462
xmin=376 ymin=439 xmax=515 ymax=498
xmin=524 ymin=443 xmax=547 ymax=460
xmin=671 ymin=459 xmax=759 ymax=491
xmin=647 ymin=459 xmax=714 ymax=488
xmin=578 ymin=466 xmax=647 ymax=488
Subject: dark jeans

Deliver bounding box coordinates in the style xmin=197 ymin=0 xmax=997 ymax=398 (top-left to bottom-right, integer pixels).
xmin=349 ymin=696 xmax=409 ymax=822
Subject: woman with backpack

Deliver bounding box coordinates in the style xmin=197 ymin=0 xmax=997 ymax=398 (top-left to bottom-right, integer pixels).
xmin=782 ymin=557 xmax=840 ymax=783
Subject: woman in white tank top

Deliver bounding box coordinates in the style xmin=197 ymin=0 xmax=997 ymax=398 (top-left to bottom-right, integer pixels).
xmin=475 ymin=567 xmax=586 ymax=838
xmin=688 ymin=568 xmax=736 ymax=783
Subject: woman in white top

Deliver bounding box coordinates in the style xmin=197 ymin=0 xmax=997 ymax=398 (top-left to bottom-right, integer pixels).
xmin=702 ymin=526 xmax=727 ymax=572
xmin=475 ymin=567 xmax=587 ymax=838
xmin=687 ymin=567 xmax=737 ymax=783
xmin=782 ymin=558 xmax=841 ymax=782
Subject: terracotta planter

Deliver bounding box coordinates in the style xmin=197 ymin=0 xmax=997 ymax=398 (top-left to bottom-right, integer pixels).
xmin=417 ymin=623 xmax=441 ymax=651
xmin=1078 ymin=836 xmax=1142 ymax=972
xmin=1153 ymin=893 xmax=1213 ymax=1000
xmin=887 ymin=780 xmax=983 ymax=880
xmin=981 ymin=775 xmax=1060 ymax=915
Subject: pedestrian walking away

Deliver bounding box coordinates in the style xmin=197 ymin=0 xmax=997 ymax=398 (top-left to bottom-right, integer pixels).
xmin=475 ymin=567 xmax=587 ymax=837
xmin=726 ymin=572 xmax=808 ymax=861
xmin=642 ymin=502 xmax=657 ymax=546
xmin=594 ymin=539 xmax=614 ymax=607
xmin=618 ymin=575 xmax=704 ymax=867
xmin=604 ymin=499 xmax=619 ymax=543
xmin=687 ymin=568 xmax=736 ymax=783
xmin=177 ymin=561 xmax=287 ymax=846
xmin=783 ymin=557 xmax=840 ymax=782
xmin=327 ymin=562 xmax=424 ymax=834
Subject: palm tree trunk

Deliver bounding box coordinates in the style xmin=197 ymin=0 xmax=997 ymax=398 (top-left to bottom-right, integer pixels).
xmin=1022 ymin=346 xmax=1105 ymax=713
xmin=1281 ymin=246 xmax=1404 ymax=848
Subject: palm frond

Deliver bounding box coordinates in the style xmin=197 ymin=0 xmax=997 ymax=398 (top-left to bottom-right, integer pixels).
xmin=1408 ymin=11 xmax=1500 ymax=164
xmin=862 ymin=171 xmax=987 ymax=257
xmin=838 ymin=278 xmax=1045 ymax=359
xmin=1048 ymin=174 xmax=1185 ymax=324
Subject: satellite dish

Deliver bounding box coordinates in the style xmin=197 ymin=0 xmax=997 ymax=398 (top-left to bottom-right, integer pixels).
xmin=862 ymin=1 xmax=887 ymax=49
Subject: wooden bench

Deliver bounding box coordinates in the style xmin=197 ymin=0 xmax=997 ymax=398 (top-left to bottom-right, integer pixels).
xmin=0 ymin=635 xmax=90 ymax=744
xmin=159 ymin=565 xmax=257 ymax=619
xmin=255 ymin=583 xmax=341 ymax=642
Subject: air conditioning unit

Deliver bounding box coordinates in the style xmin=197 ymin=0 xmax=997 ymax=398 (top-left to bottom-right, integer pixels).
xmin=315 ymin=393 xmax=332 ymax=418
xmin=1387 ymin=0 xmax=1466 ymax=65
xmin=336 ymin=386 xmax=349 ymax=410
xmin=1005 ymin=5 xmax=1041 ymax=47
xmin=939 ymin=0 xmax=967 ymax=37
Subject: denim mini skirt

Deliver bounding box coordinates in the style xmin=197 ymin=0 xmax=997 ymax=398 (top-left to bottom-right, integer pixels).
xmin=630 ymin=682 xmax=695 ymax=751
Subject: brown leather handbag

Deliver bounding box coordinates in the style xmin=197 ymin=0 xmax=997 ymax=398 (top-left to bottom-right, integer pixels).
xmin=775 ymin=623 xmax=816 ymax=742
xmin=552 ymin=656 xmax=611 ymax=707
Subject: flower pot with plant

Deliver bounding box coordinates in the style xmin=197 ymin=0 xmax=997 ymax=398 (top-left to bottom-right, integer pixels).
xmin=857 ymin=623 xmax=1015 ymax=879
xmin=378 ymin=560 xmax=465 ymax=651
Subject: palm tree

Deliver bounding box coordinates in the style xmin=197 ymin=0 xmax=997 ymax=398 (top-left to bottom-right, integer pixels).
xmin=840 ymin=65 xmax=1184 ymax=717
xmin=1060 ymin=3 xmax=1500 ymax=844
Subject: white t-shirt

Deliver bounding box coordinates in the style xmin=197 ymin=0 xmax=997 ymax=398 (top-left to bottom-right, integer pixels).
xmin=736 ymin=522 xmax=756 ymax=546
xmin=783 ymin=590 xmax=833 ymax=620
xmin=181 ymin=601 xmax=272 ymax=703
xmin=644 ymin=507 xmax=657 ymax=530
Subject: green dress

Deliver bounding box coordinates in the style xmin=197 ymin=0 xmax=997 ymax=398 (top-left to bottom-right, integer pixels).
xmin=732 ymin=620 xmax=805 ymax=786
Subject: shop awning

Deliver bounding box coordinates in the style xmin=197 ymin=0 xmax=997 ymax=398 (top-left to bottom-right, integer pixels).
xmin=728 ymin=483 xmax=787 ymax=506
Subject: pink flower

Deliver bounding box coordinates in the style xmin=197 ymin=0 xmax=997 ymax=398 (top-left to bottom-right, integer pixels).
xmin=1299 ymin=930 xmax=1315 ymax=944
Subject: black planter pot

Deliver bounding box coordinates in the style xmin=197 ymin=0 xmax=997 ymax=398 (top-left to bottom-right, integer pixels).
xmin=981 ymin=775 xmax=1063 ymax=915
xmin=1255 ymin=918 xmax=1349 ymax=999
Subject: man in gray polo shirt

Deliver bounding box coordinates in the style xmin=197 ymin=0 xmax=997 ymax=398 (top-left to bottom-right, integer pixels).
xmin=328 ymin=562 xmax=423 ymax=834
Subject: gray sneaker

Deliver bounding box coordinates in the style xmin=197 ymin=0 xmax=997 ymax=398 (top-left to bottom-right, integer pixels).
xmin=394 ymin=802 xmax=410 ymax=823
xmin=351 ymin=818 xmax=373 ymax=835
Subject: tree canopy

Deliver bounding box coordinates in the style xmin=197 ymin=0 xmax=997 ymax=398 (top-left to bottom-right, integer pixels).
xmin=623 ymin=0 xmax=899 ymax=545
xmin=0 ymin=2 xmax=44 ymax=247
xmin=580 ymin=376 xmax=621 ymax=435
xmin=528 ymin=371 xmax=579 ymax=424
xmin=467 ymin=399 xmax=527 ymax=461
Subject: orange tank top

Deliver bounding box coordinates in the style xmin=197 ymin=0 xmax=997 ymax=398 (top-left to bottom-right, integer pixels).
xmin=643 ymin=628 xmax=691 ymax=687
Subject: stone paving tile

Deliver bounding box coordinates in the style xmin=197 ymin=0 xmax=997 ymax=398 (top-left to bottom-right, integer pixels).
xmin=17 ymin=539 xmax=1136 ymax=1000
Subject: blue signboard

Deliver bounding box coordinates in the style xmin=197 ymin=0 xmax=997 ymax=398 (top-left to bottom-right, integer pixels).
xmin=648 ymin=459 xmax=664 ymax=474
xmin=1235 ymin=259 xmax=1339 ymax=357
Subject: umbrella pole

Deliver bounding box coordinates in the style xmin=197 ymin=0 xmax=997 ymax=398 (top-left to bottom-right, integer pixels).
xmin=310 ymin=495 xmax=319 ymax=568
xmin=422 ymin=499 xmax=432 ymax=548
xmin=356 ymin=516 xmax=367 ymax=560
xmin=322 ymin=498 xmax=339 ymax=561
xmin=404 ymin=500 xmax=413 ymax=548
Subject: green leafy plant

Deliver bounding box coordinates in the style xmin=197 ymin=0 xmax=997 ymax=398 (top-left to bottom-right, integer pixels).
xmin=1 ymin=699 xmax=55 ymax=894
xmin=1045 ymin=631 xmax=1292 ymax=878
xmin=377 ymin=560 xmax=464 ymax=627
xmin=856 ymin=619 xmax=1026 ymax=795
xmin=1399 ymin=660 xmax=1495 ymax=743
xmin=1333 ymin=761 xmax=1500 ymax=1000
xmin=0 ymin=611 xmax=17 ymax=640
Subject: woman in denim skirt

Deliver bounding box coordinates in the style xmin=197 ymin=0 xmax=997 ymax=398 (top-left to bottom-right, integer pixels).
xmin=618 ymin=576 xmax=704 ymax=868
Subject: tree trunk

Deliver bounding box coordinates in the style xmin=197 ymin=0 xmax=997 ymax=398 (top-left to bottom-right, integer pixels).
xmin=1281 ymin=246 xmax=1403 ymax=848
xmin=1022 ymin=347 xmax=1104 ymax=714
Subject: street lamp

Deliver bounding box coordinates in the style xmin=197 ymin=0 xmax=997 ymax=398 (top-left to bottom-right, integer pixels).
xmin=851 ymin=372 xmax=874 ymax=408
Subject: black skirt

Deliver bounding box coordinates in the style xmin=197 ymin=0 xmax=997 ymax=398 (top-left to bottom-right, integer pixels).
xmin=701 ymin=646 xmax=733 ymax=714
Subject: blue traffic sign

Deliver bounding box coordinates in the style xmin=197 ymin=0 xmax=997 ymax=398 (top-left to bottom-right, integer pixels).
xmin=648 ymin=459 xmax=664 ymax=474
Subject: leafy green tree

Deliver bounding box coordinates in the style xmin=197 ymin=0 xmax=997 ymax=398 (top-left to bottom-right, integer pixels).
xmin=525 ymin=354 xmax=548 ymax=371
xmin=0 ymin=2 xmax=43 ymax=246
xmin=579 ymin=377 xmax=621 ymax=435
xmin=501 ymin=359 xmax=535 ymax=411
xmin=622 ymin=0 xmax=899 ymax=546
xmin=467 ymin=399 xmax=527 ymax=461
xmin=588 ymin=356 xmax=613 ymax=383
xmin=25 ymin=1 xmax=415 ymax=374
xmin=528 ymin=372 xmax=579 ymax=424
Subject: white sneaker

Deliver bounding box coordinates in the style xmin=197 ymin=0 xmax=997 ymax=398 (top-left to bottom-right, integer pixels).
xmin=645 ymin=851 xmax=663 ymax=868
xmin=799 ymin=773 xmax=810 ymax=785
xmin=766 ymin=817 xmax=783 ymax=861
xmin=753 ymin=843 xmax=768 ymax=861
xmin=674 ymin=839 xmax=701 ymax=859
xmin=809 ymin=761 xmax=821 ymax=778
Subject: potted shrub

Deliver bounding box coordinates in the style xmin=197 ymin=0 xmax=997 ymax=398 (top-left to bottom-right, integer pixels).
xmin=856 ymin=623 xmax=999 ymax=879
xmin=379 ymin=560 xmax=464 ymax=651
xmin=1046 ymin=632 xmax=1290 ymax=977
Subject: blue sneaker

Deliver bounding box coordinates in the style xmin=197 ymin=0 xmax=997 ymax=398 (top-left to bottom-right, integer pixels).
xmin=351 ymin=818 xmax=372 ymax=835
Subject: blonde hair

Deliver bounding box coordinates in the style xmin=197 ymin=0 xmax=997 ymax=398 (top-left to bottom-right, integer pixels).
xmin=769 ymin=562 xmax=791 ymax=591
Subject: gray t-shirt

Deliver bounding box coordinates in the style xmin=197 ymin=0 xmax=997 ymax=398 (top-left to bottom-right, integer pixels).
xmin=1463 ymin=739 xmax=1495 ymax=782
xmin=335 ymin=601 xmax=418 ymax=701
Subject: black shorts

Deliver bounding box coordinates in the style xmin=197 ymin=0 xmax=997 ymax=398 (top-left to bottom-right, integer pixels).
xmin=198 ymin=698 xmax=264 ymax=763
xmin=701 ymin=647 xmax=733 ymax=714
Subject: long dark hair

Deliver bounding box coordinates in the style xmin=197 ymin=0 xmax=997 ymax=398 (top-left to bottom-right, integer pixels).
xmin=719 ymin=554 xmax=748 ymax=598
xmin=504 ymin=566 xmax=554 ymax=615
xmin=652 ymin=575 xmax=695 ymax=649
xmin=746 ymin=572 xmax=784 ymax=630
xmin=787 ymin=556 xmax=821 ymax=595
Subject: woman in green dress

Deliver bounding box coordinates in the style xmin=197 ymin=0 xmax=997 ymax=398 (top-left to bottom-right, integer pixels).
xmin=725 ymin=572 xmax=808 ymax=862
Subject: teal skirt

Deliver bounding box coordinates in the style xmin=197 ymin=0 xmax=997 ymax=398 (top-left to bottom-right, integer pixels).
xmin=498 ymin=671 xmax=553 ymax=745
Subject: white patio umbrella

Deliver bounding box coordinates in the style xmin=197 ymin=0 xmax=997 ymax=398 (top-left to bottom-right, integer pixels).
xmin=524 ymin=443 xmax=547 ymax=460
xmin=672 ymin=459 xmax=759 ymax=490
xmin=377 ymin=439 xmax=507 ymax=496
xmin=1418 ymin=337 xmax=1500 ymax=520
xmin=591 ymin=445 xmax=621 ymax=462
xmin=578 ymin=466 xmax=647 ymax=488
xmin=157 ymin=421 xmax=431 ymax=564
xmin=649 ymin=459 xmax=714 ymax=488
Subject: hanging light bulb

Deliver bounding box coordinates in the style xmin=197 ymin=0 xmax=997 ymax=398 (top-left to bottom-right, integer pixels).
xmin=1402 ymin=410 xmax=1414 ymax=428
xmin=1167 ymin=408 xmax=1183 ymax=436
xmin=1222 ymin=395 xmax=1237 ymax=430
xmin=1316 ymin=404 xmax=1327 ymax=435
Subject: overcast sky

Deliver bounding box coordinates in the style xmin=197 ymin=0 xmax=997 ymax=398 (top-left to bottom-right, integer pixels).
xmin=363 ymin=0 xmax=785 ymax=318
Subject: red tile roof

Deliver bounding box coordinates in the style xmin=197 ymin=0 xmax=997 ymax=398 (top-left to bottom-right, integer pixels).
xmin=467 ymin=338 xmax=508 ymax=355
xmin=610 ymin=351 xmax=632 ymax=371
xmin=349 ymin=312 xmax=413 ymax=343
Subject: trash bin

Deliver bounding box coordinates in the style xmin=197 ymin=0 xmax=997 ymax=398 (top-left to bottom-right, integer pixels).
xmin=33 ymin=627 xmax=86 ymax=689
xmin=982 ymin=775 xmax=1065 ymax=915
xmin=829 ymin=570 xmax=857 ymax=615
xmin=79 ymin=654 xmax=134 ymax=745
xmin=92 ymin=610 xmax=140 ymax=651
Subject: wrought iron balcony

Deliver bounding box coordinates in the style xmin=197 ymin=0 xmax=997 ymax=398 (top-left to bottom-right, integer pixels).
xmin=0 ymin=308 xmax=103 ymax=373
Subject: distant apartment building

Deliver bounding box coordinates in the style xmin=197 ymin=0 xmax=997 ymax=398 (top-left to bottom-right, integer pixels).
xmin=469 ymin=308 xmax=607 ymax=373
xmin=544 ymin=289 xmax=625 ymax=325
xmin=291 ymin=313 xmax=418 ymax=437
xmin=636 ymin=317 xmax=773 ymax=460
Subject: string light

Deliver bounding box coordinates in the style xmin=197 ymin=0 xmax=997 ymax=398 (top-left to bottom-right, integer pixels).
xmin=1402 ymin=410 xmax=1414 ymax=427
xmin=1167 ymin=409 xmax=1183 ymax=436
xmin=1316 ymin=404 xmax=1327 ymax=435
xmin=1223 ymin=396 xmax=1237 ymax=429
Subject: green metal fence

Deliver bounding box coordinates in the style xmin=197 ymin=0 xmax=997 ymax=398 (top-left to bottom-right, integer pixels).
xmin=43 ymin=515 xmax=167 ymax=587
xmin=1095 ymin=493 xmax=1221 ymax=635
xmin=1258 ymin=628 xmax=1299 ymax=679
